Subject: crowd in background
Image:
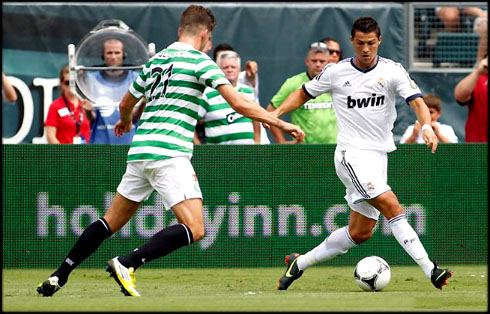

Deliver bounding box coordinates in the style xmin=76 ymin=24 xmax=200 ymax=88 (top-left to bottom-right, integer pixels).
xmin=2 ymin=5 xmax=487 ymax=144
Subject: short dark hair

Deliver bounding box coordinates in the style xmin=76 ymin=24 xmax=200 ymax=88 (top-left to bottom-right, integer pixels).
xmin=213 ymin=42 xmax=234 ymax=61
xmin=320 ymin=37 xmax=343 ymax=59
xmin=320 ymin=37 xmax=339 ymax=46
xmin=423 ymin=94 xmax=442 ymax=112
xmin=351 ymin=17 xmax=381 ymax=38
xmin=180 ymin=5 xmax=216 ymax=35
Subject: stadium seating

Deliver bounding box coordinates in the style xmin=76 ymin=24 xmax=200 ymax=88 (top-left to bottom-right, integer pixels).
xmin=432 ymin=32 xmax=480 ymax=67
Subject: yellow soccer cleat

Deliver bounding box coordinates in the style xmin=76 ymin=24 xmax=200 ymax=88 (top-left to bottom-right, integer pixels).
xmin=105 ymin=257 xmax=141 ymax=296
xmin=37 ymin=276 xmax=61 ymax=296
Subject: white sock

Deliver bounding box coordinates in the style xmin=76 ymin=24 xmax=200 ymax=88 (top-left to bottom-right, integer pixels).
xmin=389 ymin=214 xmax=434 ymax=278
xmin=297 ymin=226 xmax=357 ymax=270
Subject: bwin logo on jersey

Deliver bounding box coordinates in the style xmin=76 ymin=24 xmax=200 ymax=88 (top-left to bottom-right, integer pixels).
xmin=347 ymin=94 xmax=385 ymax=109
xmin=226 ymin=112 xmax=243 ymax=124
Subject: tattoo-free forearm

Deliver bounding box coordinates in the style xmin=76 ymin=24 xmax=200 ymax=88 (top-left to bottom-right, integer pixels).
xmin=119 ymin=91 xmax=140 ymax=123
xmin=409 ymin=98 xmax=432 ymax=126
xmin=218 ymin=84 xmax=282 ymax=127
xmin=274 ymin=88 xmax=309 ymax=117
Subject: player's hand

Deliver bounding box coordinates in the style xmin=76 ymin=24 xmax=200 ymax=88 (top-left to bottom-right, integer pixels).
xmin=262 ymin=110 xmax=280 ymax=130
xmin=278 ymin=120 xmax=305 ymax=142
xmin=422 ymin=128 xmax=438 ymax=153
xmin=288 ymin=138 xmax=304 ymax=144
xmin=114 ymin=119 xmax=132 ymax=136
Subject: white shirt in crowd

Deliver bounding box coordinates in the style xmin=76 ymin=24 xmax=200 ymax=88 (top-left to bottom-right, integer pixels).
xmin=400 ymin=121 xmax=458 ymax=143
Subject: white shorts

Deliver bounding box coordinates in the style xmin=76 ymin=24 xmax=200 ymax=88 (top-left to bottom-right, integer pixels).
xmin=117 ymin=157 xmax=202 ymax=210
xmin=334 ymin=148 xmax=391 ymax=221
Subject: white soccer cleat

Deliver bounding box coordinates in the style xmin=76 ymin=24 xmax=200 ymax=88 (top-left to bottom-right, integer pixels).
xmin=105 ymin=257 xmax=141 ymax=296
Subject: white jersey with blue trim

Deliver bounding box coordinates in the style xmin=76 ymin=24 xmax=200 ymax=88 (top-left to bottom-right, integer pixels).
xmin=303 ymin=56 xmax=422 ymax=152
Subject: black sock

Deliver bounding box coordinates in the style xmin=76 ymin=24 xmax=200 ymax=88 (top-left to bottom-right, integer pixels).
xmin=52 ymin=218 xmax=112 ymax=286
xmin=118 ymin=224 xmax=193 ymax=270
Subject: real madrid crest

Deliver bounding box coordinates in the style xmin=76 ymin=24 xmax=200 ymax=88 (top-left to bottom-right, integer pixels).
xmin=410 ymin=80 xmax=418 ymax=89
xmin=377 ymin=77 xmax=385 ymax=88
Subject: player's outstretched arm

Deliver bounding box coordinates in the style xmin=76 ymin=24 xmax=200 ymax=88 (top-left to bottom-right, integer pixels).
xmin=266 ymin=104 xmax=301 ymax=144
xmin=217 ymin=84 xmax=305 ymax=141
xmin=409 ymin=97 xmax=438 ymax=153
xmin=132 ymin=98 xmax=146 ymax=123
xmin=273 ymin=88 xmax=310 ymax=118
xmin=114 ymin=91 xmax=140 ymax=136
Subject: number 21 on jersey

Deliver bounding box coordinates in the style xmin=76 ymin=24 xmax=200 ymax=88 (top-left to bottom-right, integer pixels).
xmin=148 ymin=64 xmax=174 ymax=101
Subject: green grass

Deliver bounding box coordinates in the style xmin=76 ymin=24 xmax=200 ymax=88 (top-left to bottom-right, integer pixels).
xmin=2 ymin=265 xmax=487 ymax=311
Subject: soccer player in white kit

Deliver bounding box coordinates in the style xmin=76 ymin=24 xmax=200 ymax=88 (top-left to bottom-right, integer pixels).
xmin=275 ymin=17 xmax=452 ymax=291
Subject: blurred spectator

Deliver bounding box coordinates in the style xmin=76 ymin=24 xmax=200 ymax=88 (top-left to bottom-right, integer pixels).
xmin=203 ymin=34 xmax=213 ymax=54
xmin=212 ymin=43 xmax=234 ymax=60
xmin=2 ymin=72 xmax=17 ymax=102
xmin=195 ymin=51 xmax=260 ymax=144
xmin=193 ymin=42 xmax=235 ymax=143
xmin=85 ymin=38 xmax=144 ymax=144
xmin=436 ymin=7 xmax=486 ymax=32
xmin=44 ymin=65 xmax=93 ymax=144
xmin=321 ymin=37 xmax=343 ymax=63
xmin=213 ymin=43 xmax=260 ymax=107
xmin=454 ymin=56 xmax=488 ymax=142
xmin=436 ymin=7 xmax=464 ymax=32
xmin=436 ymin=6 xmax=487 ymax=62
xmin=205 ymin=42 xmax=270 ymax=144
xmin=473 ymin=9 xmax=488 ymax=62
xmin=267 ymin=41 xmax=338 ymax=144
xmin=400 ymin=94 xmax=458 ymax=144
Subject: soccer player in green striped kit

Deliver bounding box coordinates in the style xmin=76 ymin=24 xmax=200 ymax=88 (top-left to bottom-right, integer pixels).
xmin=37 ymin=4 xmax=304 ymax=297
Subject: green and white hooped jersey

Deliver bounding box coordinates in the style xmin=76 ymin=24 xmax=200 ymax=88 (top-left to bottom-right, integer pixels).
xmin=127 ymin=42 xmax=230 ymax=162
xmin=198 ymin=83 xmax=255 ymax=144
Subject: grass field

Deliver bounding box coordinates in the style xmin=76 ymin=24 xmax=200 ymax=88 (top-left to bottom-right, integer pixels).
xmin=2 ymin=265 xmax=487 ymax=311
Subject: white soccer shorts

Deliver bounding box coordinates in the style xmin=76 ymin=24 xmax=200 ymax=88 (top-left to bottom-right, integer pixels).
xmin=334 ymin=148 xmax=391 ymax=220
xmin=117 ymin=157 xmax=202 ymax=210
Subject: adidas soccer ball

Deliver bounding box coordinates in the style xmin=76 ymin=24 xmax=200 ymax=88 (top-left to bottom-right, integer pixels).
xmin=354 ymin=256 xmax=391 ymax=291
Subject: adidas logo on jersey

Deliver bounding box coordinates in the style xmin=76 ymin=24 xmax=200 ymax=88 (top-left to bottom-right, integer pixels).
xmin=347 ymin=94 xmax=385 ymax=108
xmin=343 ymin=81 xmax=351 ymax=87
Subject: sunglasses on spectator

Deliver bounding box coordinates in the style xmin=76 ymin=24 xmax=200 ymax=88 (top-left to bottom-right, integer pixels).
xmin=309 ymin=42 xmax=341 ymax=55
xmin=62 ymin=80 xmax=69 ymax=86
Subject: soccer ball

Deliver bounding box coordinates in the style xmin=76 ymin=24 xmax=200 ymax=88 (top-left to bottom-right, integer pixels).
xmin=354 ymin=256 xmax=391 ymax=291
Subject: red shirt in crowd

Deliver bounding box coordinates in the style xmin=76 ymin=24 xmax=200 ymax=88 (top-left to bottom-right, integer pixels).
xmin=463 ymin=73 xmax=488 ymax=143
xmin=44 ymin=96 xmax=91 ymax=144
